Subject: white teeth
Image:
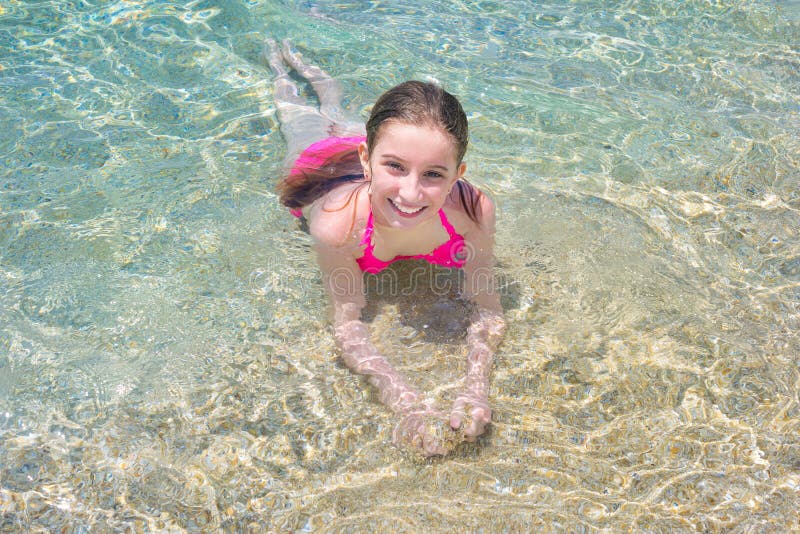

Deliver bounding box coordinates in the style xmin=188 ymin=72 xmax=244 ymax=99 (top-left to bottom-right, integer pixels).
xmin=391 ymin=200 xmax=424 ymax=214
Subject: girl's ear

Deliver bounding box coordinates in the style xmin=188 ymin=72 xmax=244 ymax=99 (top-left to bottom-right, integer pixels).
xmin=448 ymin=162 xmax=467 ymax=195
xmin=358 ymin=141 xmax=370 ymax=178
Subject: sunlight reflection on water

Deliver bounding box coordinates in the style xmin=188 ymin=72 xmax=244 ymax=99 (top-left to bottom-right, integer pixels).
xmin=0 ymin=0 xmax=798 ymax=531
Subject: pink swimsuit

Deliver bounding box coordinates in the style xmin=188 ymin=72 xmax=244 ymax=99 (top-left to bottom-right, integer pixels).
xmin=288 ymin=136 xmax=468 ymax=273
xmin=356 ymin=209 xmax=468 ymax=273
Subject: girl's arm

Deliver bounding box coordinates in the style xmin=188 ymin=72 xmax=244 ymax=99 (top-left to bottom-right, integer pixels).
xmin=314 ymin=240 xmax=421 ymax=413
xmin=450 ymin=194 xmax=506 ymax=440
xmin=315 ymin=239 xmax=450 ymax=455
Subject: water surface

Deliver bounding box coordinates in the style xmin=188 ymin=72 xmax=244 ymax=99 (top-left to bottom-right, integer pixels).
xmin=1 ymin=0 xmax=798 ymax=531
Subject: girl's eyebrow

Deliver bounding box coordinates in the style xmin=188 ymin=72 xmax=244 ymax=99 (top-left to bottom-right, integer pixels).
xmin=379 ymin=153 xmax=450 ymax=172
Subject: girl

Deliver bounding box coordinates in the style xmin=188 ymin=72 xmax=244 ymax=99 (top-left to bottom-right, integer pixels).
xmin=268 ymin=40 xmax=505 ymax=456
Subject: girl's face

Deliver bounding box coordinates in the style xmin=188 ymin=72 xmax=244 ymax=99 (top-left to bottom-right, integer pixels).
xmin=359 ymin=121 xmax=466 ymax=229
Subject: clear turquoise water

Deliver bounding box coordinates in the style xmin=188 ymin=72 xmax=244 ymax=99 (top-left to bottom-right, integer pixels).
xmin=1 ymin=0 xmax=798 ymax=531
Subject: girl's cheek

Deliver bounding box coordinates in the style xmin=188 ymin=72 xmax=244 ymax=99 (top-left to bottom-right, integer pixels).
xmin=426 ymin=183 xmax=450 ymax=194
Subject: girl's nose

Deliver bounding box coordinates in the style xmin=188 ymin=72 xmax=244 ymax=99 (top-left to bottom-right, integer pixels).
xmin=398 ymin=174 xmax=422 ymax=201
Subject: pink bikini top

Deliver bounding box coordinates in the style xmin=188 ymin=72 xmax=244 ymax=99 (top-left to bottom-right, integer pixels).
xmin=356 ymin=209 xmax=468 ymax=273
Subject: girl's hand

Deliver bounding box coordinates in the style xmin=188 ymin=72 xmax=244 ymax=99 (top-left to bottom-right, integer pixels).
xmin=393 ymin=406 xmax=458 ymax=457
xmin=449 ymin=386 xmax=491 ymax=442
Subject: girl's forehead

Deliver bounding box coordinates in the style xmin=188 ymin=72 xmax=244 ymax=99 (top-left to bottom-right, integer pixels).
xmin=372 ymin=122 xmax=458 ymax=159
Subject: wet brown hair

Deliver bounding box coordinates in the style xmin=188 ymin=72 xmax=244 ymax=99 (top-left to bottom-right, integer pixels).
xmin=278 ymin=80 xmax=482 ymax=222
xmin=365 ymin=80 xmax=469 ymax=164
xmin=277 ymin=145 xmax=363 ymax=211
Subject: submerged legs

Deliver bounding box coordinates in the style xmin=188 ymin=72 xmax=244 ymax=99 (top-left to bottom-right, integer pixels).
xmin=280 ymin=39 xmax=346 ymax=122
xmin=265 ymin=39 xmax=363 ymax=162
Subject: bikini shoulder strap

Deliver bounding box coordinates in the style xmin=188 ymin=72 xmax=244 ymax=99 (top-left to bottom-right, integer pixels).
xmin=438 ymin=209 xmax=459 ymax=238
xmin=360 ymin=211 xmax=375 ymax=247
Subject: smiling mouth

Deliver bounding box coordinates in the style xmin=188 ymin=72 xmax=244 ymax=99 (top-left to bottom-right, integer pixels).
xmin=388 ymin=199 xmax=427 ymax=217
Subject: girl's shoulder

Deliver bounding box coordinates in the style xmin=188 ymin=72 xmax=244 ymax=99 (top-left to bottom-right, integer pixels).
xmin=306 ymin=181 xmax=370 ymax=249
xmin=444 ymin=180 xmax=496 ymax=237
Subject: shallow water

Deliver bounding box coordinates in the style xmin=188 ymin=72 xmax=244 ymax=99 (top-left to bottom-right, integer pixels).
xmin=1 ymin=0 xmax=798 ymax=531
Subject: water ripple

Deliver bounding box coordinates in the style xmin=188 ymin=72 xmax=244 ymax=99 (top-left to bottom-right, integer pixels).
xmin=1 ymin=0 xmax=798 ymax=531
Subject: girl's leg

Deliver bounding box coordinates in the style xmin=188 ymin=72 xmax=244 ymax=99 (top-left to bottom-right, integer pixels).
xmin=265 ymin=39 xmax=336 ymax=162
xmin=280 ymin=39 xmax=345 ymax=121
xmin=266 ymin=39 xmax=301 ymax=106
xmin=281 ymin=40 xmax=364 ymax=138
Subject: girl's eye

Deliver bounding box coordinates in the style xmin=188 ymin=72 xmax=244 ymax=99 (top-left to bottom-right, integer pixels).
xmin=386 ymin=162 xmax=403 ymax=170
xmin=425 ymin=171 xmax=444 ymax=179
